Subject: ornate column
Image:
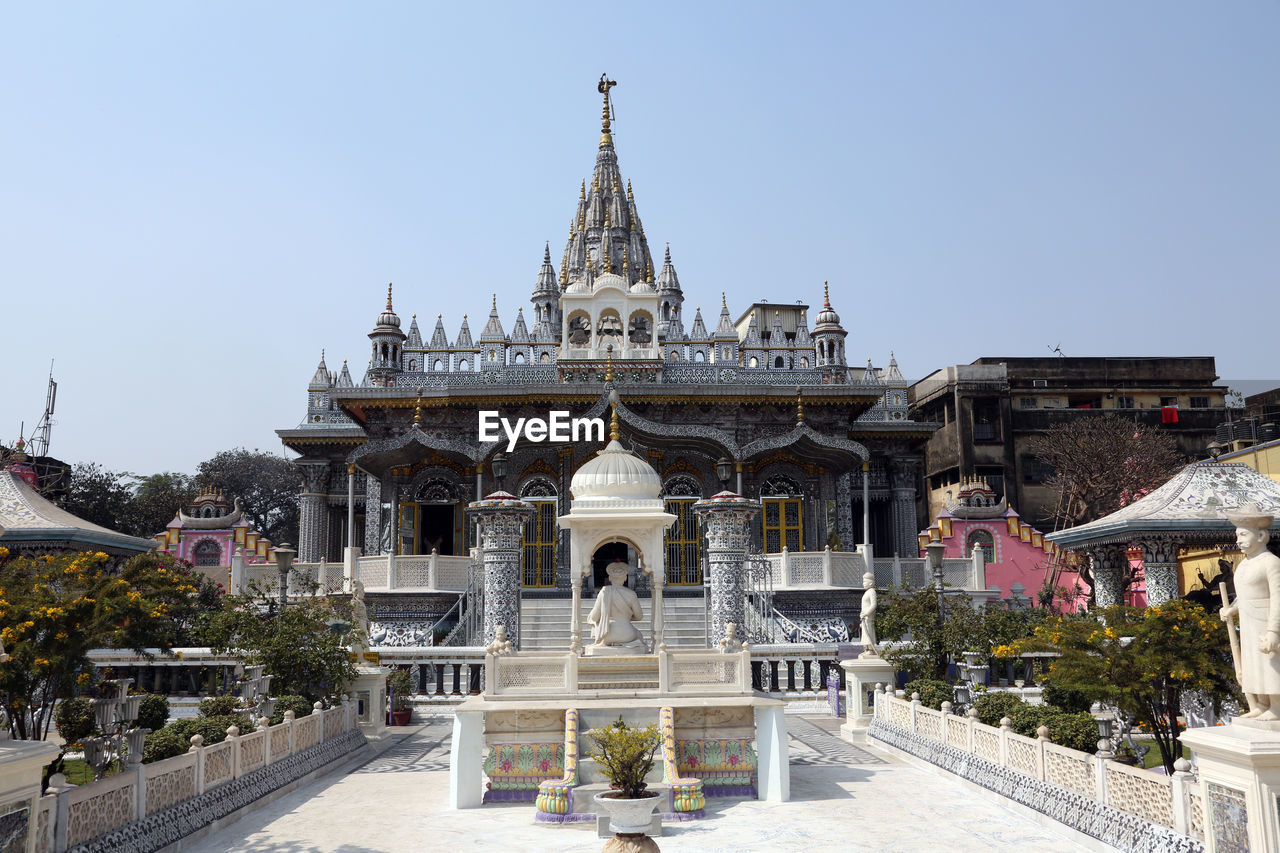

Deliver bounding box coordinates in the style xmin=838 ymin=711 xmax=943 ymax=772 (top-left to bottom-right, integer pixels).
xmin=298 ymin=462 xmax=330 ymax=564
xmin=466 ymin=491 xmax=534 ymax=648
xmin=693 ymin=492 xmax=761 ymax=645
xmin=1137 ymin=537 xmax=1180 ymax=605
xmin=364 ymin=475 xmax=382 ymax=555
xmin=889 ymin=459 xmax=918 ymax=558
xmin=1087 ymin=545 xmax=1127 ymax=607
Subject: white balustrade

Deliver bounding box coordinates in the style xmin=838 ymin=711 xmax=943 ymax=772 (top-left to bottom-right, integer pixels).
xmin=871 ymin=688 xmax=1190 ymax=839
xmin=41 ymin=698 xmax=359 ymax=851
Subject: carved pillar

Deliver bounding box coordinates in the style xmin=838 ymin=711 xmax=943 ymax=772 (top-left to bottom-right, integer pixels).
xmin=1088 ymin=545 xmax=1127 ymax=607
xmin=693 ymin=492 xmax=761 ymax=645
xmin=889 ymin=459 xmax=918 ymax=558
xmin=1138 ymin=537 xmax=1180 ymax=605
xmin=298 ymin=462 xmax=330 ymax=564
xmin=364 ymin=476 xmax=383 ymax=555
xmin=466 ymin=492 xmax=534 ymax=648
xmin=836 ymin=471 xmax=854 ymax=551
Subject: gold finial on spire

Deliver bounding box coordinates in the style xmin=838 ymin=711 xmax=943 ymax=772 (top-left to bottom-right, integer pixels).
xmin=626 ymin=179 xmax=633 ymax=199
xmin=592 ymin=175 xmax=599 ymax=193
xmin=722 ymin=292 xmax=727 ymax=310
xmin=612 ymin=175 xmax=619 ymax=194
xmin=560 ymin=255 xmax=568 ymax=285
xmin=386 ymin=282 xmax=394 ymax=310
xmin=645 ymin=257 xmax=654 ymax=283
xmin=622 ymin=247 xmax=629 ymax=275
xmin=491 ymin=294 xmax=497 ymax=311
xmin=796 ymin=389 xmax=804 ymax=424
xmin=580 ymin=179 xmax=586 ymax=199
xmin=601 ymin=232 xmax=611 ymax=273
xmin=598 ymin=74 xmax=617 ymax=147
xmin=823 ymin=280 xmax=831 ymax=308
xmin=413 ymin=392 xmax=423 ymax=426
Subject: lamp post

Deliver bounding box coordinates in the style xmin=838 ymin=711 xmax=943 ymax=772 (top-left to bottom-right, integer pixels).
xmin=1095 ymin=715 xmax=1115 ymax=759
xmin=926 ymin=539 xmax=947 ymax=628
xmin=715 ymin=457 xmax=732 ymax=491
xmin=492 ymin=452 xmax=507 ymax=494
xmin=273 ymin=543 xmax=296 ymax=612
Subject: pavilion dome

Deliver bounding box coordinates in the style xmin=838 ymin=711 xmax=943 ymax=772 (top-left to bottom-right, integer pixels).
xmin=570 ymin=440 xmax=662 ymax=500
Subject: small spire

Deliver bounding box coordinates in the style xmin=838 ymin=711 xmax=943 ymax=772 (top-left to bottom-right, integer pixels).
xmin=722 ymin=292 xmax=727 ymax=310
xmin=612 ymin=175 xmax=619 ymax=194
xmin=622 ymin=247 xmax=629 ymax=274
xmin=560 ymin=255 xmax=568 ymax=285
xmin=413 ymin=392 xmax=423 ymax=426
xmin=605 ymin=345 xmax=614 ymax=383
xmin=796 ymin=389 xmax=804 ymax=424
xmin=664 ymin=243 xmax=672 ymax=265
xmin=544 ymin=242 xmax=551 ymax=264
xmin=492 ymin=294 xmax=497 ymax=311
xmin=626 ymin=179 xmax=633 ymax=198
xmin=823 ymin=280 xmax=831 ymax=308
xmin=386 ymin=282 xmax=394 ymax=311
xmin=645 ymin=257 xmax=654 ymax=283
xmin=602 ymin=232 xmax=611 ymax=272
xmin=580 ymin=179 xmax=586 ymax=199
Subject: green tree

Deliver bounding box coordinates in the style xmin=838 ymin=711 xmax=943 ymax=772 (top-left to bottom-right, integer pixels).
xmin=876 ymin=585 xmax=984 ymax=680
xmin=201 ymin=584 xmax=355 ymax=705
xmin=1011 ymin=600 xmax=1235 ymax=773
xmin=197 ymin=449 xmax=301 ymax=545
xmin=0 ymin=549 xmax=206 ymax=740
xmin=126 ymin=472 xmax=197 ymax=539
xmin=62 ymin=463 xmax=134 ymax=534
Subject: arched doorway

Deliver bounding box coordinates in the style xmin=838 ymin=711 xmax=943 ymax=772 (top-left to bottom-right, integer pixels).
xmin=401 ymin=476 xmax=460 ymax=555
xmin=591 ymin=542 xmax=630 ymax=589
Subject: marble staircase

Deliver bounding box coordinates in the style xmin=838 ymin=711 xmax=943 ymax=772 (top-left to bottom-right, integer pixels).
xmin=519 ymin=593 xmax=707 ymax=652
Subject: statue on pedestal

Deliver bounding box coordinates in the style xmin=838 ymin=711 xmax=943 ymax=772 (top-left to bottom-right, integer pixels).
xmin=350 ymin=580 xmax=370 ymax=654
xmin=858 ymin=572 xmax=879 ymax=657
xmin=586 ymin=560 xmax=646 ymax=655
xmin=1220 ymin=506 xmax=1280 ymax=722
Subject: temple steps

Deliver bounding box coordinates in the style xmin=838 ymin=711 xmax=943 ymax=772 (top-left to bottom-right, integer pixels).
xmin=518 ymin=594 xmax=707 ymax=651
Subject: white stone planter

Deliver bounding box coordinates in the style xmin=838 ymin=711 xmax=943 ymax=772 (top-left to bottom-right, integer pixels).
xmin=592 ymin=790 xmax=661 ymax=834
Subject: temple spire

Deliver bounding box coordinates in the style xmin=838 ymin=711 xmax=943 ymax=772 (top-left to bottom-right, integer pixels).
xmin=598 ymin=74 xmax=617 ymax=148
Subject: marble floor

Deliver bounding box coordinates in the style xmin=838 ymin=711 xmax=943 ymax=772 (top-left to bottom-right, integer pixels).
xmin=181 ymin=714 xmax=1096 ymax=853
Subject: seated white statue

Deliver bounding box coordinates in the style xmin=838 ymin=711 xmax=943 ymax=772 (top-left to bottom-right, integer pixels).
xmin=587 ymin=560 xmax=646 ymax=654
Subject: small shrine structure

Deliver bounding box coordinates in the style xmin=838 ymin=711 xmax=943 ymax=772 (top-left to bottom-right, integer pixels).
xmin=154 ymin=487 xmax=274 ymax=587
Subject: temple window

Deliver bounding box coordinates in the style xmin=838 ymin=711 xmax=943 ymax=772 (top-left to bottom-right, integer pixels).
xmin=193 ymin=539 xmax=221 ymax=567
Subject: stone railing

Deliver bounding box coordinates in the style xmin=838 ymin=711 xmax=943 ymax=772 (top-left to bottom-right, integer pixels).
xmin=750 ymin=644 xmax=845 ymax=698
xmin=869 ymin=688 xmax=1204 ymax=852
xmin=761 ymin=548 xmax=868 ymax=588
xmin=485 ymin=647 xmax=753 ymax=697
xmin=36 ymin=699 xmax=362 ymax=853
xmin=871 ymin=553 xmax=984 ymax=592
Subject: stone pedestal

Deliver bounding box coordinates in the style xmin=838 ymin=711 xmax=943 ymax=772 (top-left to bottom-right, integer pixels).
xmin=450 ymin=708 xmax=485 ymax=809
xmin=351 ymin=666 xmax=388 ymax=739
xmin=0 ymin=739 xmax=58 ymax=853
xmin=1182 ymin=723 xmax=1280 ymax=852
xmin=466 ymin=492 xmax=535 ymax=649
xmin=693 ymin=492 xmax=760 ymax=645
xmin=839 ymin=656 xmax=896 ymax=743
xmin=754 ymin=702 xmax=790 ymax=802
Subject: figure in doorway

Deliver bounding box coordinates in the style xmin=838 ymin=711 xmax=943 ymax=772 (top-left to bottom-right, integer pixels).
xmin=586 ymin=559 xmax=646 ymax=654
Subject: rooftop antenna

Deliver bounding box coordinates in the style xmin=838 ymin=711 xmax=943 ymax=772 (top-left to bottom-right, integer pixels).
xmin=1048 ymin=343 xmax=1066 ymax=358
xmin=29 ymin=360 xmax=57 ymax=457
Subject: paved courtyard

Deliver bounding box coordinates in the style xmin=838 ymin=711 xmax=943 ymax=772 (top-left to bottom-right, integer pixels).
xmin=183 ymin=714 xmax=1094 ymax=853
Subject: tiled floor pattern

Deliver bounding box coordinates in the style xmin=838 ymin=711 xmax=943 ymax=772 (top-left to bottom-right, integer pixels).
xmin=181 ymin=713 xmax=1096 ymax=853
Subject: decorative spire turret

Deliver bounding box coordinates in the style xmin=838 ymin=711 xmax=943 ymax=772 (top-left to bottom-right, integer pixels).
xmin=428 ymin=314 xmax=450 ymax=350
xmin=813 ymin=280 xmax=847 ymax=370
xmin=336 ymin=359 xmax=354 ymax=388
xmin=560 ymin=76 xmax=653 ymax=290
xmin=309 ymin=351 xmax=331 ymax=390
xmin=406 ymin=314 xmax=423 ymax=349
xmin=367 ymin=285 xmax=407 ymax=386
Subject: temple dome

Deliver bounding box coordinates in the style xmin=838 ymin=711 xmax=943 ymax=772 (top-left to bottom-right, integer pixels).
xmin=570 ymin=440 xmax=662 ymax=500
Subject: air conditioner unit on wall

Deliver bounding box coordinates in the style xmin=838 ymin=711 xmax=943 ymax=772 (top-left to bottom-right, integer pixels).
xmin=1032 ymin=379 xmax=1048 ymax=388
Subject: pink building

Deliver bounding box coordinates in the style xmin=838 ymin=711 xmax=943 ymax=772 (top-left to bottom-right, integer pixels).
xmin=918 ymin=478 xmax=1089 ymax=611
xmin=154 ymin=488 xmax=273 ymax=588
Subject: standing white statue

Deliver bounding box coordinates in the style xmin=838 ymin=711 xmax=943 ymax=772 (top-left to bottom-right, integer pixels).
xmin=586 ymin=560 xmax=646 ymax=654
xmin=350 ymin=579 xmax=371 ymax=654
xmin=858 ymin=572 xmax=879 ymax=657
xmin=1220 ymin=506 xmax=1280 ymax=721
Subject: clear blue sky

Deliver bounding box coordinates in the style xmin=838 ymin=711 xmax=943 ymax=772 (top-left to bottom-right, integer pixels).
xmin=2 ymin=2 xmax=1277 ymax=475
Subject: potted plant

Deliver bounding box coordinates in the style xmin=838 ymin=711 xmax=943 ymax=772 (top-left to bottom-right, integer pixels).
xmin=387 ymin=669 xmax=413 ymax=726
xmin=586 ymin=717 xmax=662 ymax=840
